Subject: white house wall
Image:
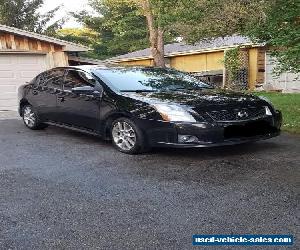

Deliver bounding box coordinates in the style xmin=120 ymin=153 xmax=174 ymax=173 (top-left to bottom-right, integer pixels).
xmin=265 ymin=53 xmax=299 ymax=92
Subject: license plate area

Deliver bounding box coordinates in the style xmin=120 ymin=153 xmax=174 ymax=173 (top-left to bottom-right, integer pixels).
xmin=224 ymin=120 xmax=277 ymax=139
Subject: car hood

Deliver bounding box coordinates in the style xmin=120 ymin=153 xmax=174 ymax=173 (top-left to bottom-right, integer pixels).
xmin=121 ymin=89 xmax=264 ymax=109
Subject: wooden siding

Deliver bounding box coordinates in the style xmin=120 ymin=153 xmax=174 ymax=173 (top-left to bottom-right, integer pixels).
xmin=0 ymin=32 xmax=61 ymax=52
xmin=171 ymin=53 xmax=206 ymax=72
xmin=118 ymin=59 xmax=153 ymax=66
xmin=0 ymin=31 xmax=68 ymax=69
xmin=248 ymin=48 xmax=258 ymax=89
xmin=248 ymin=47 xmax=266 ymax=90
xmin=206 ymin=51 xmax=224 ymax=71
xmin=170 ymin=51 xmax=224 ymax=72
xmin=257 ymin=48 xmax=266 ymax=84
xmin=118 ymin=51 xmax=224 ymax=72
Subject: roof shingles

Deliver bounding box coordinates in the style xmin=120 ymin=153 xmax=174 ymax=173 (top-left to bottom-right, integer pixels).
xmin=110 ymin=35 xmax=256 ymax=61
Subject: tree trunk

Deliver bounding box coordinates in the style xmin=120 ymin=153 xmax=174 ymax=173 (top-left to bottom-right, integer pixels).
xmin=155 ymin=28 xmax=165 ymax=67
xmin=141 ymin=0 xmax=165 ymax=67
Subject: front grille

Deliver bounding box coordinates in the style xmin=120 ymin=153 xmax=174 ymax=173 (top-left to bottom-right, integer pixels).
xmin=206 ymin=106 xmax=266 ymax=122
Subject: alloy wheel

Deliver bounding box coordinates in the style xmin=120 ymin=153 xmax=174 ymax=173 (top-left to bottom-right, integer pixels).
xmin=23 ymin=106 xmax=36 ymax=128
xmin=112 ymin=121 xmax=137 ymax=151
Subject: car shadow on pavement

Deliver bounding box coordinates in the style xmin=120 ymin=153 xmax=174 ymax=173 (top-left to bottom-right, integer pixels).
xmin=128 ymin=141 xmax=286 ymax=184
xmin=149 ymin=140 xmax=282 ymax=158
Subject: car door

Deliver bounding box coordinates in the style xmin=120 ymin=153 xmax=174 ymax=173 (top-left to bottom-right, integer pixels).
xmin=56 ymin=69 xmax=100 ymax=131
xmin=31 ymin=69 xmax=64 ymax=121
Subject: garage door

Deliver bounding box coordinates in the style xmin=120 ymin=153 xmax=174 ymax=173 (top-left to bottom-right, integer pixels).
xmin=0 ymin=54 xmax=47 ymax=111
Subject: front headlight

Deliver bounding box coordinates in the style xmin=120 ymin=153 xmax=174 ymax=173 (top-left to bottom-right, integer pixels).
xmin=259 ymin=96 xmax=275 ymax=116
xmin=152 ymin=103 xmax=196 ymax=122
xmin=259 ymin=96 xmax=275 ymax=109
xmin=265 ymin=106 xmax=273 ymax=116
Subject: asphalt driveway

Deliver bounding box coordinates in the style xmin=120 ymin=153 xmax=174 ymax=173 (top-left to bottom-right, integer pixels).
xmin=0 ymin=115 xmax=299 ymax=249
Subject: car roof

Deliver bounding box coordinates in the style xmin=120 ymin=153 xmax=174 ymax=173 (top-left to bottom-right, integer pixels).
xmin=54 ymin=64 xmax=157 ymax=72
xmin=72 ymin=65 xmax=109 ymax=70
xmin=50 ymin=65 xmax=173 ymax=75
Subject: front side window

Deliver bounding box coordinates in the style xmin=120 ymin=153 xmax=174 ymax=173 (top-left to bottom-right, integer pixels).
xmin=94 ymin=67 xmax=211 ymax=92
xmin=64 ymin=70 xmax=95 ymax=91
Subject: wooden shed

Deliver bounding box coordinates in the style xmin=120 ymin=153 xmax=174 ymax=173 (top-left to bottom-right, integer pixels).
xmin=0 ymin=25 xmax=89 ymax=111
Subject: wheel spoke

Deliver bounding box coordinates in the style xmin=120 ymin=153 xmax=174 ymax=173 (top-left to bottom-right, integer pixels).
xmin=119 ymin=140 xmax=126 ymax=149
xmin=122 ymin=122 xmax=127 ymax=131
xmin=124 ymin=123 xmax=131 ymax=131
xmin=127 ymin=137 xmax=135 ymax=146
xmin=124 ymin=139 xmax=131 ymax=149
xmin=117 ymin=122 xmax=122 ymax=131
xmin=128 ymin=131 xmax=135 ymax=137
xmin=126 ymin=128 xmax=134 ymax=133
xmin=112 ymin=129 xmax=118 ymax=138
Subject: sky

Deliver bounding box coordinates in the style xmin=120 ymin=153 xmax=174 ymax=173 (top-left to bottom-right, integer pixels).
xmin=40 ymin=0 xmax=94 ymax=28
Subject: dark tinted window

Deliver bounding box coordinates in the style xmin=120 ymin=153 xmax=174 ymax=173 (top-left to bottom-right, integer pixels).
xmin=39 ymin=69 xmax=65 ymax=89
xmin=95 ymin=67 xmax=211 ymax=92
xmin=64 ymin=70 xmax=95 ymax=91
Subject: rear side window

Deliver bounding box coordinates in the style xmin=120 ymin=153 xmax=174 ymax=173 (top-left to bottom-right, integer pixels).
xmin=39 ymin=69 xmax=65 ymax=89
xmin=64 ymin=70 xmax=95 ymax=91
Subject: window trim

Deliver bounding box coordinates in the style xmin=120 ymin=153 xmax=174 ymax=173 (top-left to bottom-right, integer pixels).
xmin=63 ymin=69 xmax=96 ymax=91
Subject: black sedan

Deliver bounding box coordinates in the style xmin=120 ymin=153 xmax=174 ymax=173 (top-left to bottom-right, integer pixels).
xmin=18 ymin=65 xmax=282 ymax=154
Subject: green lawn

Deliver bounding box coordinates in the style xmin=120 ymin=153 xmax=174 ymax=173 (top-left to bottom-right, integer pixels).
xmin=253 ymin=92 xmax=300 ymax=134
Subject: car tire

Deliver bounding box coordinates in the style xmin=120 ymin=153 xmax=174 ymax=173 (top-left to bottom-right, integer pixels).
xmin=111 ymin=117 xmax=150 ymax=154
xmin=22 ymin=105 xmax=48 ymax=130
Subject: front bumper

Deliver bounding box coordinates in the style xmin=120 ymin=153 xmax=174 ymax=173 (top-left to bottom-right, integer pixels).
xmin=140 ymin=110 xmax=282 ymax=148
xmin=155 ymin=132 xmax=280 ymax=148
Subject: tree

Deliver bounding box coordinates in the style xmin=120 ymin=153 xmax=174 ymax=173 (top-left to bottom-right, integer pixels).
xmin=247 ymin=0 xmax=300 ymax=74
xmin=0 ymin=0 xmax=64 ymax=34
xmin=36 ymin=5 xmax=66 ymax=36
xmin=78 ymin=0 xmax=179 ymax=64
xmin=56 ymin=28 xmax=99 ymax=46
xmin=71 ymin=0 xmax=150 ymax=59
xmin=124 ymin=0 xmax=181 ymax=67
xmin=177 ymin=0 xmax=300 ymax=74
xmin=133 ymin=0 xmax=165 ymax=67
xmin=176 ymin=0 xmax=266 ymax=42
xmin=55 ymin=28 xmax=101 ymax=59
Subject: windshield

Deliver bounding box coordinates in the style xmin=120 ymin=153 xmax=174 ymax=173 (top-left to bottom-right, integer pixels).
xmin=95 ymin=67 xmax=211 ymax=92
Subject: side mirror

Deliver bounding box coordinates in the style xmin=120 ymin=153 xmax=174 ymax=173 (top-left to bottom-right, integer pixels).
xmin=93 ymin=83 xmax=104 ymax=98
